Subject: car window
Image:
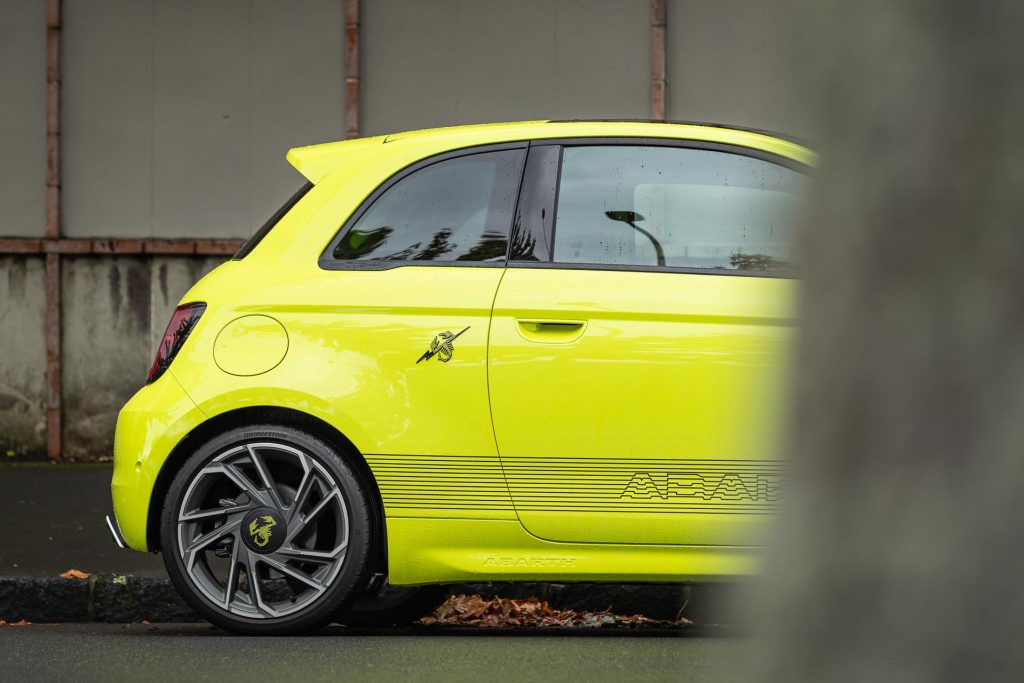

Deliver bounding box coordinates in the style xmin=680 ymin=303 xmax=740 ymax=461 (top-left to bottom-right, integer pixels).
xmin=552 ymin=146 xmax=806 ymax=274
xmin=334 ymin=149 xmax=525 ymax=262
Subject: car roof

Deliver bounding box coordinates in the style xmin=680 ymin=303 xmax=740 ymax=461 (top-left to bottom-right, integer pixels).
xmin=287 ymin=120 xmax=814 ymax=184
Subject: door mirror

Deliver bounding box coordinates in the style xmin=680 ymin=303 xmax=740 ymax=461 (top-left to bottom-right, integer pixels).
xmin=604 ymin=211 xmax=664 ymax=267
xmin=604 ymin=210 xmax=645 ymax=223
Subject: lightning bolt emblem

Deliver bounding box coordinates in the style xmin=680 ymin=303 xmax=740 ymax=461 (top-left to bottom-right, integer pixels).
xmin=416 ymin=326 xmax=470 ymax=364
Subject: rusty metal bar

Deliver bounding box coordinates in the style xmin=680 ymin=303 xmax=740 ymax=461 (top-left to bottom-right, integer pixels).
xmin=0 ymin=239 xmax=43 ymax=253
xmin=344 ymin=0 xmax=360 ymax=138
xmin=44 ymin=0 xmax=62 ymax=460
xmin=651 ymin=0 xmax=667 ymax=122
xmin=44 ymin=253 xmax=61 ymax=460
xmin=46 ymin=0 xmax=60 ymax=239
xmin=0 ymin=238 xmax=245 ymax=255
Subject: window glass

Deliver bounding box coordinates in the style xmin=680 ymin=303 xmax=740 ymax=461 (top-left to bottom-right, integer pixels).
xmin=553 ymin=146 xmax=806 ymax=273
xmin=334 ymin=149 xmax=524 ymax=262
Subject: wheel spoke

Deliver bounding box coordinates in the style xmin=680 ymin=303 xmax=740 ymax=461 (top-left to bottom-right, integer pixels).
xmin=223 ymin=537 xmax=241 ymax=609
xmin=260 ymin=555 xmax=324 ymax=592
xmin=179 ymin=505 xmax=243 ymax=523
xmin=184 ymin=518 xmax=241 ymax=565
xmin=303 ymin=488 xmax=339 ymax=525
xmin=218 ymin=462 xmax=270 ymax=507
xmin=286 ymin=464 xmax=314 ymax=524
xmin=287 ymin=489 xmax=340 ymax=543
xmin=244 ymin=551 xmax=275 ymax=618
xmin=247 ymin=445 xmax=285 ymax=510
xmin=274 ymin=543 xmax=347 ymax=565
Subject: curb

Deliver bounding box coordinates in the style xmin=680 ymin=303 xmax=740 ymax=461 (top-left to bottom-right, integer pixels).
xmin=0 ymin=576 xmax=738 ymax=624
xmin=0 ymin=575 xmax=195 ymax=623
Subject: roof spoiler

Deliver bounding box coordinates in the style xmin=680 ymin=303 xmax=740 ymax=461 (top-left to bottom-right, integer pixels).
xmin=285 ymin=136 xmax=384 ymax=184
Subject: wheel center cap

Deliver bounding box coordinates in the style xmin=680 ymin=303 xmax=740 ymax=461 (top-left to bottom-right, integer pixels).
xmin=241 ymin=506 xmax=285 ymax=554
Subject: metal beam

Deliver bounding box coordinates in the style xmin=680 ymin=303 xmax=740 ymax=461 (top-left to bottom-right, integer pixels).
xmin=344 ymin=0 xmax=360 ymax=138
xmin=0 ymin=238 xmax=244 ymax=255
xmin=45 ymin=0 xmax=62 ymax=460
xmin=651 ymin=0 xmax=667 ymax=122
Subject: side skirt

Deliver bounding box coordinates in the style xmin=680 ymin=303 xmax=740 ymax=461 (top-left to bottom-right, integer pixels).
xmin=384 ymin=517 xmax=763 ymax=585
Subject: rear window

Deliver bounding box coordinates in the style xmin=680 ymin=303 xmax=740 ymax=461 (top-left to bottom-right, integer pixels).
xmin=233 ymin=182 xmax=313 ymax=260
xmin=332 ymin=149 xmax=525 ymax=263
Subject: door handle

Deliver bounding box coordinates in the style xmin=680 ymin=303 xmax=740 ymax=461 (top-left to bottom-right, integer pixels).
xmin=515 ymin=319 xmax=587 ymax=343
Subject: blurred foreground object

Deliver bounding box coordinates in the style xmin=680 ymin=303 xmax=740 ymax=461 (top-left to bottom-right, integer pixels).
xmin=764 ymin=0 xmax=1024 ymax=679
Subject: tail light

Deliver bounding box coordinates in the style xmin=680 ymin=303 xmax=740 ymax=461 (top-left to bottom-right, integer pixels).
xmin=148 ymin=303 xmax=206 ymax=384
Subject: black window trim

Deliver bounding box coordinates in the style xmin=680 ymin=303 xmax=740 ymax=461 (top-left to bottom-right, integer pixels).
xmin=234 ymin=181 xmax=313 ymax=260
xmin=509 ymin=137 xmax=811 ymax=280
xmin=318 ymin=141 xmax=529 ymax=271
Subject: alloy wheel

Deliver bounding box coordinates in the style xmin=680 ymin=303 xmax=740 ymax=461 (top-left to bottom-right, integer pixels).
xmin=175 ymin=442 xmax=349 ymax=619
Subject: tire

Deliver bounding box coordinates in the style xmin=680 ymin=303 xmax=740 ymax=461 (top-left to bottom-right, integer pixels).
xmin=338 ymin=581 xmax=447 ymax=627
xmin=160 ymin=425 xmax=373 ymax=635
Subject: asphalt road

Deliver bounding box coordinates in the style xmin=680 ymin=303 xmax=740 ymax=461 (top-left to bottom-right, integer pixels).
xmin=0 ymin=463 xmax=166 ymax=577
xmin=0 ymin=623 xmax=752 ymax=682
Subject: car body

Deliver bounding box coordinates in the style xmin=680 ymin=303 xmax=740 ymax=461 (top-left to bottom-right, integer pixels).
xmin=109 ymin=120 xmax=811 ymax=633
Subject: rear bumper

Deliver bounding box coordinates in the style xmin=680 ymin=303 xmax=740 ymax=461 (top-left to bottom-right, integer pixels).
xmin=111 ymin=372 xmax=206 ymax=552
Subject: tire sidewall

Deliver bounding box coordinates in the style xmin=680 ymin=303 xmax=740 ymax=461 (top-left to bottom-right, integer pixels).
xmin=160 ymin=425 xmax=372 ymax=635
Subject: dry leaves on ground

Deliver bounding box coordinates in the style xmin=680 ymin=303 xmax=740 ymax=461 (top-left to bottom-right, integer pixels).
xmin=58 ymin=569 xmax=91 ymax=580
xmin=418 ymin=594 xmax=693 ymax=629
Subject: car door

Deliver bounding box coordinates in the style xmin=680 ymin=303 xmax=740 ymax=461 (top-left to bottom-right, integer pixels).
xmin=311 ymin=145 xmax=525 ymax=516
xmin=488 ymin=141 xmax=805 ymax=546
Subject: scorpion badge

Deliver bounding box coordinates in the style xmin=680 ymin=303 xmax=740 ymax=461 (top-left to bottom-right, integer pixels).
xmin=416 ymin=326 xmax=470 ymax=364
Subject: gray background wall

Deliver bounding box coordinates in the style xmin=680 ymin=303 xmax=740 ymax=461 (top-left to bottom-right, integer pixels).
xmin=0 ymin=0 xmax=46 ymax=238
xmin=62 ymin=0 xmax=346 ymax=238
xmin=0 ymin=0 xmax=805 ymax=458
xmin=362 ymin=0 xmax=651 ymax=134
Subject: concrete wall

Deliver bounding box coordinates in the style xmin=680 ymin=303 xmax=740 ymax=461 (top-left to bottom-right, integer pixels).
xmin=0 ymin=0 xmax=46 ymax=237
xmin=61 ymin=257 xmax=224 ymax=459
xmin=0 ymin=257 xmax=47 ymax=456
xmin=0 ymin=0 xmax=809 ymax=458
xmin=362 ymin=0 xmax=650 ymax=136
xmin=62 ymin=0 xmax=345 ymax=239
xmin=0 ymin=255 xmax=224 ymax=459
xmin=666 ymin=0 xmax=810 ymax=137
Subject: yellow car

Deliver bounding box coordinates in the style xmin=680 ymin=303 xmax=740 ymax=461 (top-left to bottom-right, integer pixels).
xmin=108 ymin=120 xmax=810 ymax=634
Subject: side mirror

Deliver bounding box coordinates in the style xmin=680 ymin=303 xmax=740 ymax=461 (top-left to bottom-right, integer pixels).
xmin=603 ymin=211 xmax=664 ymax=267
xmin=605 ymin=210 xmax=645 ymax=223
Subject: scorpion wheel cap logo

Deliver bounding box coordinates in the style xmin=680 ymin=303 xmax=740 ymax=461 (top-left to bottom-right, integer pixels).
xmin=417 ymin=326 xmax=469 ymax=364
xmin=242 ymin=508 xmax=284 ymax=554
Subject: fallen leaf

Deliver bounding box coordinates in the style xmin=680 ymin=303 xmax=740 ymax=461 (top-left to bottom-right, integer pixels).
xmin=418 ymin=594 xmax=693 ymax=629
xmin=59 ymin=569 xmax=91 ymax=580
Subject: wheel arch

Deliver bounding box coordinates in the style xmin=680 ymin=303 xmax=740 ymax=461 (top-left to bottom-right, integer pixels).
xmin=147 ymin=405 xmax=388 ymax=575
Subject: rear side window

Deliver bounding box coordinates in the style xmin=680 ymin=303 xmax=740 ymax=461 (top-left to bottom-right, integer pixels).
xmin=553 ymin=146 xmax=805 ymax=274
xmin=333 ymin=149 xmax=524 ymax=262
